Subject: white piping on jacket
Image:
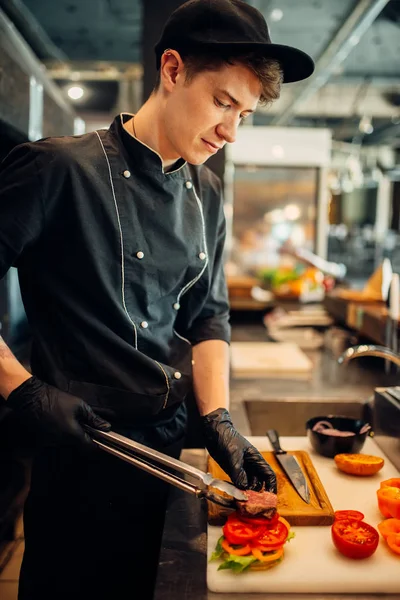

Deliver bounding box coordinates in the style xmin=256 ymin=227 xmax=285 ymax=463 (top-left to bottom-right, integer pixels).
xmin=172 ymin=184 xmax=209 ymax=346
xmin=95 ymin=131 xmax=138 ymax=350
xmin=120 ymin=113 xmax=186 ymax=176
xmin=173 ymin=328 xmax=191 ymax=345
xmin=176 ymin=185 xmax=209 ymax=304
xmin=95 ymin=131 xmax=170 ymax=407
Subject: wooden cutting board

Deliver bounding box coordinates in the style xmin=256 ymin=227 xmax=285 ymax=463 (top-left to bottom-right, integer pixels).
xmin=230 ymin=342 xmax=313 ymax=379
xmin=207 ymin=450 xmax=334 ymax=526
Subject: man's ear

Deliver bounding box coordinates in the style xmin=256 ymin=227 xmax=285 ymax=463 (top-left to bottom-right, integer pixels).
xmin=160 ymin=49 xmax=184 ymax=92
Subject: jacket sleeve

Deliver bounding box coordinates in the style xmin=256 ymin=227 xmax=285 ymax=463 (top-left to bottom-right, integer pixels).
xmin=0 ymin=143 xmax=45 ymax=280
xmin=182 ymin=182 xmax=231 ymax=346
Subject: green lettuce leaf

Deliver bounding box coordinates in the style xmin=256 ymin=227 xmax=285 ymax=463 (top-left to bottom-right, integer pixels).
xmin=217 ymin=554 xmax=257 ymax=573
xmin=210 ymin=536 xmax=225 ymax=561
xmin=286 ymin=530 xmax=296 ymax=543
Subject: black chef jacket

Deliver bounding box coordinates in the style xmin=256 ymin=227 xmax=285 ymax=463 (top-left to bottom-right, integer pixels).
xmin=0 ymin=113 xmax=231 ymax=425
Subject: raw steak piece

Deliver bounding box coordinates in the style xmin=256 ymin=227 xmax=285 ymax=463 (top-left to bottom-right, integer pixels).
xmin=236 ymin=489 xmax=277 ymax=519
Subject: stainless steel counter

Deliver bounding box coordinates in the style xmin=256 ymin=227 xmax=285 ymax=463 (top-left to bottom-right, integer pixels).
xmin=153 ymin=449 xmax=392 ymax=600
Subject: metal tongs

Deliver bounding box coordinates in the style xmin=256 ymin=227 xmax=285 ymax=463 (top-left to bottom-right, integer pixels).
xmin=86 ymin=426 xmax=247 ymax=508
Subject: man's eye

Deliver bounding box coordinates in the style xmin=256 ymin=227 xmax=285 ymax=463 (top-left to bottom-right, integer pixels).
xmin=215 ymin=98 xmax=229 ymax=109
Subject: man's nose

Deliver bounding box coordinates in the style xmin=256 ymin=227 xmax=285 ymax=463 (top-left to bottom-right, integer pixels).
xmin=216 ymin=117 xmax=238 ymax=144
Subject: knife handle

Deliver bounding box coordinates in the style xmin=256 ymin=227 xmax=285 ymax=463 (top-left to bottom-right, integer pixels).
xmin=266 ymin=429 xmax=286 ymax=455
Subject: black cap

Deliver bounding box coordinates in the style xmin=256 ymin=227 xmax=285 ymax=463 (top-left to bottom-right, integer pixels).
xmin=154 ymin=0 xmax=314 ymax=84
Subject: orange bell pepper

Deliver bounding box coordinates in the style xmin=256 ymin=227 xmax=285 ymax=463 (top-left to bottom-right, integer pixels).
xmin=377 ymin=487 xmax=400 ymax=520
xmin=387 ymin=533 xmax=400 ymax=556
xmin=377 ymin=518 xmax=400 ymax=540
xmin=251 ymin=546 xmax=284 ymax=562
xmin=221 ymin=539 xmax=252 ymax=556
xmin=380 ymin=478 xmax=400 ymax=490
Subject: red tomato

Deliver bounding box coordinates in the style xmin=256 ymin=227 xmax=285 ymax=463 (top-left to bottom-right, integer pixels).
xmin=331 ymin=519 xmax=379 ymax=559
xmin=386 ymin=533 xmax=400 ymax=556
xmin=334 ymin=510 xmax=364 ymax=522
xmin=253 ymin=520 xmax=289 ymax=551
xmin=223 ymin=516 xmax=265 ymax=545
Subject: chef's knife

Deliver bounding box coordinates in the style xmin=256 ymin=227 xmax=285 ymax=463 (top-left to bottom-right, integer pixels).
xmin=266 ymin=429 xmax=310 ymax=504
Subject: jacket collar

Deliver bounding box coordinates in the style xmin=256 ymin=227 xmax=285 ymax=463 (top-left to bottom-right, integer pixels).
xmin=108 ymin=113 xmax=187 ymax=176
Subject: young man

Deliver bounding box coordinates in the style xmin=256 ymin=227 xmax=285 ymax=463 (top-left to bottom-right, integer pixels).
xmin=0 ymin=1 xmax=313 ymax=598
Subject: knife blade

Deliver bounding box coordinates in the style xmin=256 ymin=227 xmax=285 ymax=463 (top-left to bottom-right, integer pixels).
xmin=266 ymin=429 xmax=310 ymax=503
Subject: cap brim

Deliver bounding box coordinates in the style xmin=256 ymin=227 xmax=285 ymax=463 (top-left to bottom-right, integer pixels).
xmin=167 ymin=41 xmax=314 ymax=84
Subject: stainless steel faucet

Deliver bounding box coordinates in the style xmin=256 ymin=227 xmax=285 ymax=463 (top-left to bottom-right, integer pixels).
xmin=338 ymin=344 xmax=400 ymax=368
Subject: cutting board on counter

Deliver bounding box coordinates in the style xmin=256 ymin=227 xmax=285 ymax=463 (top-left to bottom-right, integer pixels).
xmin=230 ymin=342 xmax=313 ymax=379
xmin=207 ymin=436 xmax=400 ymax=594
xmin=207 ymin=450 xmax=334 ymax=526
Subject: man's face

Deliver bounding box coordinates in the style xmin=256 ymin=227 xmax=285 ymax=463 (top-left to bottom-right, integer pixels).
xmin=163 ymin=61 xmax=261 ymax=165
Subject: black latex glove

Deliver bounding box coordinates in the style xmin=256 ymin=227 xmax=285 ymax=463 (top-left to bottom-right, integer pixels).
xmin=7 ymin=376 xmax=111 ymax=447
xmin=202 ymin=408 xmax=277 ymax=492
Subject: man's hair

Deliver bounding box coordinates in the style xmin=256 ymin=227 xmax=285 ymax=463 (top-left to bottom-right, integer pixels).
xmin=154 ymin=51 xmax=283 ymax=106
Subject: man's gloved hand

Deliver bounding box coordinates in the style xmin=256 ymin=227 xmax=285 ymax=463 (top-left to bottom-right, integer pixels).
xmin=7 ymin=376 xmax=111 ymax=447
xmin=202 ymin=408 xmax=277 ymax=492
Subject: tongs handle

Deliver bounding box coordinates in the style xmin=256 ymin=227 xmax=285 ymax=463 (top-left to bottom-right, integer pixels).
xmin=87 ymin=427 xmax=241 ymax=508
xmin=91 ymin=437 xmax=236 ymax=508
xmin=86 ymin=426 xmax=210 ymax=485
xmin=92 ymin=438 xmax=202 ymax=497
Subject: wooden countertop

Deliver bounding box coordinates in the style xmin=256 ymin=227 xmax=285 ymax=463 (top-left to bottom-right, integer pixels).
xmin=324 ymin=293 xmax=398 ymax=346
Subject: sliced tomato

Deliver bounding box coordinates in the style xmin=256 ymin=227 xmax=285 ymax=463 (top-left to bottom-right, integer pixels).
xmin=334 ymin=510 xmax=364 ymax=521
xmin=253 ymin=520 xmax=288 ymax=549
xmin=386 ymin=533 xmax=400 ymax=556
xmin=380 ymin=478 xmax=400 ymax=490
xmin=221 ymin=538 xmax=252 ymax=556
xmin=377 ymin=518 xmax=400 ymax=540
xmin=277 ymin=516 xmax=291 ymax=532
xmin=331 ymin=519 xmax=379 ymax=559
xmin=223 ymin=516 xmax=265 ymax=545
xmin=252 ymin=540 xmax=285 ymax=551
xmin=251 ymin=546 xmax=284 ymax=563
xmin=377 ymin=487 xmax=400 ymax=519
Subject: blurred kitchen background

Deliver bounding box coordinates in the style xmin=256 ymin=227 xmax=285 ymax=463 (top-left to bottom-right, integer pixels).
xmin=0 ymin=1 xmax=400 ymax=596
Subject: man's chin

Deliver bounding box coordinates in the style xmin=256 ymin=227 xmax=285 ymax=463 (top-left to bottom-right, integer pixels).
xmin=184 ymin=152 xmax=212 ymax=166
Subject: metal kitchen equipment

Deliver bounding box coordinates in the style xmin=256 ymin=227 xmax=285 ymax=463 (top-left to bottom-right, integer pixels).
xmin=338 ymin=345 xmax=400 ymax=471
xmin=86 ymin=426 xmax=247 ymax=508
xmin=338 ymin=344 xmax=400 ymax=368
xmin=266 ymin=429 xmax=310 ymax=503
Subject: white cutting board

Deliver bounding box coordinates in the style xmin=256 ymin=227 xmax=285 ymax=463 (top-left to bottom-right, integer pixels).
xmin=230 ymin=342 xmax=313 ymax=379
xmin=207 ymin=436 xmax=400 ymax=594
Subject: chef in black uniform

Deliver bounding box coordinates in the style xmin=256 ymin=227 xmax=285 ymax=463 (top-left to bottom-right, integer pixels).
xmin=0 ymin=1 xmax=313 ymax=598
